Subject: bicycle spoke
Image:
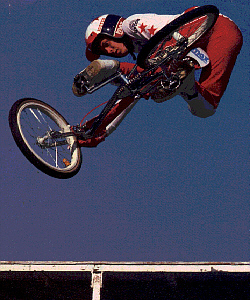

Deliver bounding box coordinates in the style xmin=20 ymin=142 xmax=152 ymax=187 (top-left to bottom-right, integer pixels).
xmin=37 ymin=108 xmax=53 ymax=131
xmin=29 ymin=108 xmax=42 ymax=124
xmin=19 ymin=106 xmax=73 ymax=169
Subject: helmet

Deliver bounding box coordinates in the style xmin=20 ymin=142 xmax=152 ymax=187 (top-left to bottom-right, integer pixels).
xmin=85 ymin=14 xmax=125 ymax=61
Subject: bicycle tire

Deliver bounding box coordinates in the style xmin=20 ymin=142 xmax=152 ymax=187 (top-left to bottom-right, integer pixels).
xmin=9 ymin=98 xmax=82 ymax=179
xmin=137 ymin=5 xmax=219 ymax=69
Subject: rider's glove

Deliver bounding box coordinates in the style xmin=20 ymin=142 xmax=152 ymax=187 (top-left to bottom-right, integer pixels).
xmin=72 ymin=74 xmax=88 ymax=97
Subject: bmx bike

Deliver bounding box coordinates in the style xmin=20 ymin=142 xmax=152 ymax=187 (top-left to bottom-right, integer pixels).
xmin=9 ymin=5 xmax=219 ymax=179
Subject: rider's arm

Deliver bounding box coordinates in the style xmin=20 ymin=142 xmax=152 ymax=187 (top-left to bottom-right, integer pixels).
xmin=122 ymin=13 xmax=181 ymax=44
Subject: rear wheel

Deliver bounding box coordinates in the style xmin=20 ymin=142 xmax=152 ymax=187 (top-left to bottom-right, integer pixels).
xmin=137 ymin=5 xmax=219 ymax=69
xmin=9 ymin=98 xmax=82 ymax=179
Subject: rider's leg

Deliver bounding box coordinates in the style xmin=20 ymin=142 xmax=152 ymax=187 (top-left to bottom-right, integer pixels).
xmin=192 ymin=15 xmax=243 ymax=109
xmin=179 ymin=15 xmax=242 ymax=118
xmin=152 ymin=15 xmax=242 ymax=117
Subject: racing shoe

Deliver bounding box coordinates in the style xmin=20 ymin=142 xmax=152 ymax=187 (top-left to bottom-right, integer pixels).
xmin=72 ymin=59 xmax=120 ymax=97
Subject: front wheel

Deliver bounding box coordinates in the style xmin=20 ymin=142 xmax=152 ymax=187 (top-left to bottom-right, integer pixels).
xmin=9 ymin=98 xmax=82 ymax=179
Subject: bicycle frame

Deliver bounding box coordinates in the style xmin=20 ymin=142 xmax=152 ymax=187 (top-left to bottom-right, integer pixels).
xmin=77 ymin=68 xmax=161 ymax=138
xmin=76 ymin=46 xmax=189 ymax=140
xmin=37 ymin=43 xmax=197 ymax=150
xmin=36 ymin=46 xmax=201 ymax=150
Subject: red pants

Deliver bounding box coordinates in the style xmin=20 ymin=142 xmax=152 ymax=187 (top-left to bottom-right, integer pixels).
xmin=193 ymin=15 xmax=243 ymax=108
xmin=120 ymin=15 xmax=243 ymax=109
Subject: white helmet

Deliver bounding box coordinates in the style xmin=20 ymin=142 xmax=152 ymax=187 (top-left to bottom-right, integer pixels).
xmin=85 ymin=14 xmax=125 ymax=61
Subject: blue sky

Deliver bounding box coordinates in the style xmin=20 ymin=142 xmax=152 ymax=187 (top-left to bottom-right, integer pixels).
xmin=0 ymin=0 xmax=249 ymax=262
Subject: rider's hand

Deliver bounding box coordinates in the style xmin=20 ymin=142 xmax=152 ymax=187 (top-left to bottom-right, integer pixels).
xmin=72 ymin=83 xmax=87 ymax=97
xmin=72 ymin=74 xmax=88 ymax=97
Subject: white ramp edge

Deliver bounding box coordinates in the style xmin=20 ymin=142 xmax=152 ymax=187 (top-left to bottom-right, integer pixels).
xmin=1 ymin=261 xmax=249 ymax=300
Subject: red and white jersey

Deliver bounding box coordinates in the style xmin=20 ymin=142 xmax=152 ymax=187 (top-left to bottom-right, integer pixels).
xmin=122 ymin=13 xmax=181 ymax=52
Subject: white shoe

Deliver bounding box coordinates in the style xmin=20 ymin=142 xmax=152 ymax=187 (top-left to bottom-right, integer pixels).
xmin=185 ymin=93 xmax=216 ymax=118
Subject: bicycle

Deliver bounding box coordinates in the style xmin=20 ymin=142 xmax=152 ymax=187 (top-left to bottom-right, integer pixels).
xmin=9 ymin=5 xmax=219 ymax=179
